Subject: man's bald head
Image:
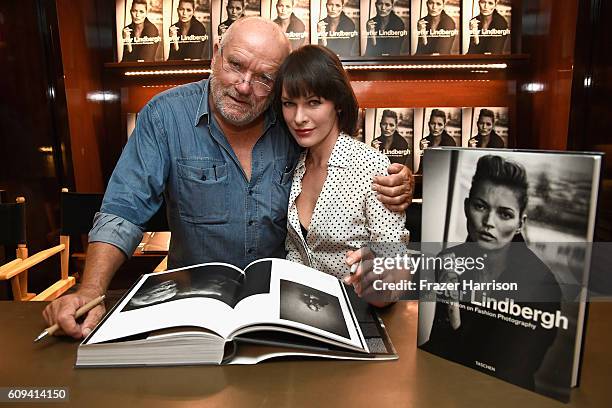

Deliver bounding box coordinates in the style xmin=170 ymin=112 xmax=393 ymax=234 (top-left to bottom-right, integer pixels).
xmin=209 ymin=17 xmax=292 ymax=127
xmin=219 ymin=17 xmax=291 ymax=58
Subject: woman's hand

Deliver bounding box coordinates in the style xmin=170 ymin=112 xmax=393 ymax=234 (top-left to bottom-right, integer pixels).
xmin=344 ymin=247 xmax=390 ymax=307
xmin=123 ymin=27 xmax=133 ymax=53
xmin=469 ymin=18 xmax=480 ymax=45
xmin=373 ymin=163 xmax=414 ymax=212
xmin=367 ymin=20 xmax=377 ymax=46
xmin=418 ymin=19 xmax=428 ymax=45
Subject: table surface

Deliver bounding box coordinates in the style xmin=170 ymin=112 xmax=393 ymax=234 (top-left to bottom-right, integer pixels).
xmin=1 ymin=301 xmax=610 ymax=408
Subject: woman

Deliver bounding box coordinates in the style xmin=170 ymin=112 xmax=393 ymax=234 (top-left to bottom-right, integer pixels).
xmin=371 ymin=109 xmax=411 ymax=166
xmin=365 ymin=0 xmax=406 ymax=56
xmin=420 ymin=109 xmax=456 ymax=148
xmin=467 ymin=108 xmax=505 ymax=148
xmin=415 ymin=0 xmax=457 ymax=55
xmin=122 ymin=0 xmax=161 ymax=62
xmin=423 ymin=155 xmax=562 ymax=390
xmin=273 ymin=45 xmax=409 ymax=303
xmin=416 ymin=109 xmax=456 ymax=174
xmin=317 ymin=0 xmax=359 ymax=57
xmin=168 ymin=0 xmax=209 ymax=60
xmin=218 ymin=0 xmax=245 ymax=36
xmin=273 ymin=0 xmax=307 ymax=50
xmin=467 ymin=0 xmax=510 ymax=54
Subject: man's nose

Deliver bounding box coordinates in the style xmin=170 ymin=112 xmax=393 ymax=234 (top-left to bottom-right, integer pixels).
xmin=235 ymin=72 xmax=254 ymax=95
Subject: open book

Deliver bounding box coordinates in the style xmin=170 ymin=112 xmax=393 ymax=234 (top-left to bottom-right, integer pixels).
xmin=77 ymin=258 xmax=397 ymax=367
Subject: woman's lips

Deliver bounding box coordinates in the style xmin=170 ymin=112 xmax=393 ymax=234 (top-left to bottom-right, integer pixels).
xmin=477 ymin=230 xmax=496 ymax=242
xmin=294 ymin=128 xmax=315 ymax=137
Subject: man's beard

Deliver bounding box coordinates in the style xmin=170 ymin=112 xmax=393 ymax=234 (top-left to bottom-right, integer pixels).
xmin=210 ymin=76 xmax=271 ymax=127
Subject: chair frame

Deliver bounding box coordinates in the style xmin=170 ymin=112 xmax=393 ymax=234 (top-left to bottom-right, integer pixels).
xmin=0 ymin=197 xmax=75 ymax=301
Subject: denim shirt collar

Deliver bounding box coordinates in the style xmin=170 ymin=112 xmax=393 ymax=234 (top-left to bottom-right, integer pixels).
xmin=194 ymin=78 xmax=277 ymax=128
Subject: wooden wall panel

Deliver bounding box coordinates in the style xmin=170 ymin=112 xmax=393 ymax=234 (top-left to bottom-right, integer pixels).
xmin=520 ymin=0 xmax=579 ymax=150
xmin=55 ymin=0 xmax=110 ymax=192
xmin=352 ymin=80 xmax=512 ymax=108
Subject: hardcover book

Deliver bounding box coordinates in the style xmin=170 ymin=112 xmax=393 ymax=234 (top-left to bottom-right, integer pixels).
xmin=462 ymin=0 xmax=511 ymax=54
xmin=77 ymin=258 xmax=397 ymax=366
xmin=461 ymin=107 xmax=509 ymax=148
xmin=116 ymin=0 xmax=165 ymax=62
xmin=364 ymin=108 xmax=414 ymax=169
xmin=411 ymin=0 xmax=460 ymax=55
xmin=312 ymin=0 xmax=360 ymax=57
xmin=360 ymin=0 xmax=410 ymax=56
xmin=211 ymin=0 xmax=262 ymax=46
xmin=264 ymin=0 xmax=311 ymax=50
xmin=165 ymin=0 xmax=212 ymax=60
xmin=413 ymin=107 xmax=461 ymax=173
xmin=417 ymin=148 xmax=602 ymax=402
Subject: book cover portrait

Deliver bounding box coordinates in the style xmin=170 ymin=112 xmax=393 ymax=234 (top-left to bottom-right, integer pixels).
xmin=411 ymin=0 xmax=460 ymax=55
xmin=312 ymin=0 xmax=360 ymax=56
xmin=165 ymin=0 xmax=212 ymax=60
xmin=361 ymin=0 xmax=410 ymax=56
xmin=364 ymin=108 xmax=414 ymax=169
xmin=116 ymin=0 xmax=165 ymax=62
xmin=463 ymin=0 xmax=511 ymax=54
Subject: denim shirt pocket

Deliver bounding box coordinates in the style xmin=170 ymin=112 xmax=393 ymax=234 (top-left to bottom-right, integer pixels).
xmin=177 ymin=159 xmax=229 ymax=224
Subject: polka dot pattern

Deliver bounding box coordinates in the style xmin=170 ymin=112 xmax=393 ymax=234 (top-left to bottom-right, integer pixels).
xmin=285 ymin=134 xmax=410 ymax=278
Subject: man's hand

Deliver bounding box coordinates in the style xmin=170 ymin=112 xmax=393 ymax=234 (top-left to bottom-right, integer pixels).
xmin=373 ymin=163 xmax=414 ymax=212
xmin=42 ymin=287 xmax=106 ymax=339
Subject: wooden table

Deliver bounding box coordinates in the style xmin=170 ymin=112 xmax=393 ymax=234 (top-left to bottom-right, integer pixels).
xmin=1 ymin=301 xmax=610 ymax=407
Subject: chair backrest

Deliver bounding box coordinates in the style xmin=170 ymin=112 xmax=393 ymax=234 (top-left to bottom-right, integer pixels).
xmin=60 ymin=191 xmax=168 ymax=235
xmin=60 ymin=192 xmax=104 ymax=236
xmin=0 ymin=200 xmax=26 ymax=246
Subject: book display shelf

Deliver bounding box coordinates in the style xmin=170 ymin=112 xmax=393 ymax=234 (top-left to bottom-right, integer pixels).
xmin=51 ymin=0 xmax=578 ymax=194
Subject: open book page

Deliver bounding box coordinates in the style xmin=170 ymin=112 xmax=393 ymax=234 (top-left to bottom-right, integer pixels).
xmin=86 ymin=258 xmax=366 ymax=350
xmin=231 ymin=258 xmax=367 ymax=351
xmin=87 ymin=263 xmax=250 ymax=344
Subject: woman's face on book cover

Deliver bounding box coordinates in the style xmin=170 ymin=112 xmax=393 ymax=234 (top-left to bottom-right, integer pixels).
xmin=428 ymin=115 xmax=446 ymax=137
xmin=426 ymin=0 xmax=444 ymax=17
xmin=375 ymin=0 xmax=393 ymax=17
xmin=177 ymin=2 xmax=195 ymax=23
xmin=477 ymin=116 xmax=494 ymax=136
xmin=326 ymin=0 xmax=344 ymax=18
xmin=380 ymin=116 xmax=397 ymax=138
xmin=276 ymin=0 xmax=294 ymax=20
xmin=479 ymin=0 xmax=497 ymax=16
xmin=227 ymin=1 xmax=244 ymax=21
xmin=465 ymin=181 xmax=524 ymax=250
xmin=130 ymin=3 xmax=147 ymax=25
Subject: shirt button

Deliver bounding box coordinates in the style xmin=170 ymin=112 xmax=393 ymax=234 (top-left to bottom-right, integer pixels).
xmin=248 ymin=220 xmax=254 ymax=226
xmin=248 ymin=189 xmax=253 ymax=195
xmin=247 ymin=248 xmax=254 ymax=254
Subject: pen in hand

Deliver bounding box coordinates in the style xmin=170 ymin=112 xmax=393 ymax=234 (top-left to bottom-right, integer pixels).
xmin=34 ymin=295 xmax=106 ymax=343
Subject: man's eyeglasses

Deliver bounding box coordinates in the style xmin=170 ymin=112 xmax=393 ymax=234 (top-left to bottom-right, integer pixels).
xmin=219 ymin=48 xmax=275 ymax=97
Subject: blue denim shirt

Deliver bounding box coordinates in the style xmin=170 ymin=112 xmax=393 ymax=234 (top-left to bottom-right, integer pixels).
xmin=89 ymin=79 xmax=300 ymax=269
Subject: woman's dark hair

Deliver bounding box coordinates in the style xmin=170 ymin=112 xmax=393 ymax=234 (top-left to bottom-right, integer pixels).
xmin=273 ymin=45 xmax=359 ymax=136
xmin=429 ymin=109 xmax=447 ymax=122
xmin=469 ymin=155 xmax=529 ymax=215
xmin=381 ymin=109 xmax=398 ymax=124
xmin=477 ymin=108 xmax=495 ymax=122
xmin=132 ymin=0 xmax=148 ymax=8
